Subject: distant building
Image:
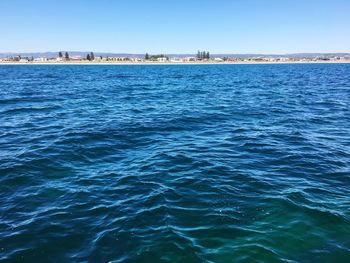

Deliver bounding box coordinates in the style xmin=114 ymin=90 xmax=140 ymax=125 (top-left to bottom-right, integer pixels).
xmin=170 ymin=57 xmax=181 ymax=62
xmin=132 ymin=58 xmax=143 ymax=62
xmin=93 ymin=57 xmax=102 ymax=62
xmin=184 ymin=57 xmax=196 ymax=62
xmin=34 ymin=57 xmax=47 ymax=62
xmin=70 ymin=56 xmax=83 ymax=60
xmin=157 ymin=57 xmax=167 ymax=62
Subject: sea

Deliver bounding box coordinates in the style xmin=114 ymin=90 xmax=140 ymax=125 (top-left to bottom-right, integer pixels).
xmin=1 ymin=64 xmax=350 ymax=262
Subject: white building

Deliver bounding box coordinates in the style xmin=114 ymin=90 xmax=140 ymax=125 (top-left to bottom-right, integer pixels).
xmin=170 ymin=57 xmax=181 ymax=62
xmin=214 ymin=58 xmax=224 ymax=62
xmin=157 ymin=57 xmax=167 ymax=62
xmin=34 ymin=57 xmax=47 ymax=62
xmin=70 ymin=56 xmax=83 ymax=60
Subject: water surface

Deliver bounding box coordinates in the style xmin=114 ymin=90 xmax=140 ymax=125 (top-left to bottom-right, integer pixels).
xmin=1 ymin=64 xmax=350 ymax=262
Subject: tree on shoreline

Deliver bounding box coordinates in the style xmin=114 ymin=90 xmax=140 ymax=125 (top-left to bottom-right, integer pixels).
xmin=197 ymin=50 xmax=210 ymax=60
xmin=58 ymin=52 xmax=63 ymax=58
xmin=65 ymin=52 xmax=69 ymax=60
xmin=145 ymin=53 xmax=150 ymax=60
xmin=90 ymin=52 xmax=95 ymax=61
xmin=86 ymin=53 xmax=91 ymax=61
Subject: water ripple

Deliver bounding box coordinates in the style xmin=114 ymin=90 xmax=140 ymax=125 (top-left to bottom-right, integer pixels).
xmin=1 ymin=64 xmax=350 ymax=262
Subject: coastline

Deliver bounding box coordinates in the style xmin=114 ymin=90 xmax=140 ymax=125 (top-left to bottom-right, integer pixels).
xmin=1 ymin=60 xmax=350 ymax=65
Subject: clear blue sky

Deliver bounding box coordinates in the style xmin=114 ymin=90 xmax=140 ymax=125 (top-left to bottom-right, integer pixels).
xmin=1 ymin=0 xmax=349 ymax=54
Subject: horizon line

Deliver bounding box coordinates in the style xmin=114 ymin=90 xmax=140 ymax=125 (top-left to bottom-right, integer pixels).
xmin=1 ymin=51 xmax=350 ymax=55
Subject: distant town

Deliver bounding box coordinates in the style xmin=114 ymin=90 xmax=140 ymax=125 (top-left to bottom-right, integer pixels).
xmin=1 ymin=51 xmax=350 ymax=64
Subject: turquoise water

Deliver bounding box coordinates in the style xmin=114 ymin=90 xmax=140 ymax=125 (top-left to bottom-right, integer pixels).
xmin=0 ymin=64 xmax=350 ymax=262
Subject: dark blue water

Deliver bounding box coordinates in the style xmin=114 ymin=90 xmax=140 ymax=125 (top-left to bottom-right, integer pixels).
xmin=1 ymin=64 xmax=350 ymax=262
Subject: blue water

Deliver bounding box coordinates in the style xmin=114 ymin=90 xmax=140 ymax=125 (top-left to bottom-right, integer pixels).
xmin=1 ymin=64 xmax=350 ymax=262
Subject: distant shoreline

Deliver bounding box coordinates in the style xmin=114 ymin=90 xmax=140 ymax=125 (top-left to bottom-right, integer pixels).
xmin=1 ymin=60 xmax=350 ymax=65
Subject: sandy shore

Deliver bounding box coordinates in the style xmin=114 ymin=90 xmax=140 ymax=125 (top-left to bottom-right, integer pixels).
xmin=1 ymin=60 xmax=350 ymax=65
